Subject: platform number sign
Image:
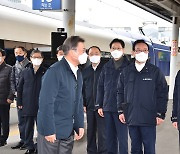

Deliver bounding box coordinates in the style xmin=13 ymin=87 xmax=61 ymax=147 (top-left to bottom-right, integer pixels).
xmin=42 ymin=0 xmax=53 ymax=2
xmin=33 ymin=0 xmax=62 ymax=10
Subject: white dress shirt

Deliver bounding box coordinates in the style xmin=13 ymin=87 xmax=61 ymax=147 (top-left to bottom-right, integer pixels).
xmin=135 ymin=62 xmax=146 ymax=72
xmin=92 ymin=62 xmax=100 ymax=71
xmin=65 ymin=58 xmax=78 ymax=79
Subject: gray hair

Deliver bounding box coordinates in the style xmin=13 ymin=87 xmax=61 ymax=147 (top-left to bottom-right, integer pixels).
xmin=63 ymin=36 xmax=85 ymax=55
xmin=30 ymin=49 xmax=44 ymax=58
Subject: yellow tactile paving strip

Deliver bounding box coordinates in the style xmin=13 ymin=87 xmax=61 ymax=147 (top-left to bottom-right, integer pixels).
xmin=9 ymin=125 xmax=19 ymax=137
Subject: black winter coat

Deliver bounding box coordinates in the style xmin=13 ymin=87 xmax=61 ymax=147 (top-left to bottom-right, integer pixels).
xmin=82 ymin=62 xmax=104 ymax=111
xmin=0 ymin=62 xmax=14 ymax=104
xmin=117 ymin=62 xmax=168 ymax=126
xmin=96 ymin=56 xmax=130 ymax=112
xmin=17 ymin=65 xmax=46 ymax=116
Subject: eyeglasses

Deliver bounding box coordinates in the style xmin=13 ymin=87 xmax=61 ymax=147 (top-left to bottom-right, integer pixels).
xmin=112 ymin=48 xmax=123 ymax=50
xmin=31 ymin=57 xmax=43 ymax=59
xmin=134 ymin=50 xmax=148 ymax=54
xmin=72 ymin=48 xmax=86 ymax=52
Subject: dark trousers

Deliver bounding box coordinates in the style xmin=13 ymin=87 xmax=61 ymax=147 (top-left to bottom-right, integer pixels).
xmin=86 ymin=110 xmax=107 ymax=154
xmin=37 ymin=133 xmax=74 ymax=154
xmin=129 ymin=126 xmax=156 ymax=154
xmin=17 ymin=108 xmax=26 ymax=143
xmin=0 ymin=104 xmax=10 ymax=143
xmin=24 ymin=116 xmax=37 ymax=150
xmin=104 ymin=111 xmax=128 ymax=154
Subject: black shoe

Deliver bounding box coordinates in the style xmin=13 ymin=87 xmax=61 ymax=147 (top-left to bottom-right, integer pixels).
xmin=0 ymin=141 xmax=7 ymax=147
xmin=20 ymin=144 xmax=27 ymax=150
xmin=11 ymin=142 xmax=24 ymax=149
xmin=24 ymin=149 xmax=35 ymax=154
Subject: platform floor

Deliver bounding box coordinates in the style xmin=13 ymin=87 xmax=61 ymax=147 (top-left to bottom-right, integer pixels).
xmin=0 ymin=100 xmax=179 ymax=154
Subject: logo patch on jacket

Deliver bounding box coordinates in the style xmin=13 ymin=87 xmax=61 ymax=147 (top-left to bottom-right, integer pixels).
xmin=143 ymin=78 xmax=152 ymax=81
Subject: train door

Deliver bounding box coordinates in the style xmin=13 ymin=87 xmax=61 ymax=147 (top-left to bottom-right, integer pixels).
xmin=152 ymin=43 xmax=170 ymax=76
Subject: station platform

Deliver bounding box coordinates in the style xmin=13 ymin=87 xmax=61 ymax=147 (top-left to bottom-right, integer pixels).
xmin=0 ymin=123 xmax=86 ymax=154
xmin=0 ymin=100 xmax=179 ymax=154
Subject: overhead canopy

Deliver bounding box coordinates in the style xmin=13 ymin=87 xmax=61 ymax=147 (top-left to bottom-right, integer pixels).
xmin=124 ymin=0 xmax=180 ymax=23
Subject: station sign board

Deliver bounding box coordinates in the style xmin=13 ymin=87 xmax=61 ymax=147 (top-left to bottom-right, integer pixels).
xmin=171 ymin=40 xmax=178 ymax=56
xmin=33 ymin=0 xmax=62 ymax=10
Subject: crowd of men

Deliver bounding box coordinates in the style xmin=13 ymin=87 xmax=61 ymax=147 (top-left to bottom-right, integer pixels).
xmin=0 ymin=36 xmax=180 ymax=154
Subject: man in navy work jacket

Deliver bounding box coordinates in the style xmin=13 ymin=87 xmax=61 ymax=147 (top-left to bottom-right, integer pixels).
xmin=37 ymin=36 xmax=88 ymax=154
xmin=117 ymin=39 xmax=168 ymax=154
xmin=96 ymin=38 xmax=129 ymax=154
xmin=82 ymin=46 xmax=107 ymax=154
xmin=17 ymin=50 xmax=46 ymax=154
xmin=171 ymin=70 xmax=180 ymax=147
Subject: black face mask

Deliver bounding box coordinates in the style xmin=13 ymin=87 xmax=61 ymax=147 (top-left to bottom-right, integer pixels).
xmin=16 ymin=55 xmax=25 ymax=62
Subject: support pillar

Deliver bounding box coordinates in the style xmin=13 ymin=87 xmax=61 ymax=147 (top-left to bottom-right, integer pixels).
xmin=169 ymin=16 xmax=179 ymax=99
xmin=62 ymin=0 xmax=75 ymax=37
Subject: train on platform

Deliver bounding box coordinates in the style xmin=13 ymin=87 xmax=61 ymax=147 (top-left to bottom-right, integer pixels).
xmin=0 ymin=1 xmax=176 ymax=78
xmin=0 ymin=1 xmax=178 ymax=124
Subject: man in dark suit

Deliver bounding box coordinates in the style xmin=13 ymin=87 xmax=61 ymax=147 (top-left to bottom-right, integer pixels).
xmin=11 ymin=46 xmax=31 ymax=149
xmin=56 ymin=45 xmax=64 ymax=61
xmin=37 ymin=36 xmax=87 ymax=154
xmin=82 ymin=46 xmax=107 ymax=154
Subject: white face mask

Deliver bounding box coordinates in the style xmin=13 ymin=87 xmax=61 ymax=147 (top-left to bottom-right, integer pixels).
xmin=89 ymin=55 xmax=101 ymax=64
xmin=111 ymin=50 xmax=123 ymax=59
xmin=31 ymin=58 xmax=43 ymax=66
xmin=78 ymin=52 xmax=88 ymax=64
xmin=57 ymin=56 xmax=63 ymax=61
xmin=135 ymin=52 xmax=148 ymax=63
